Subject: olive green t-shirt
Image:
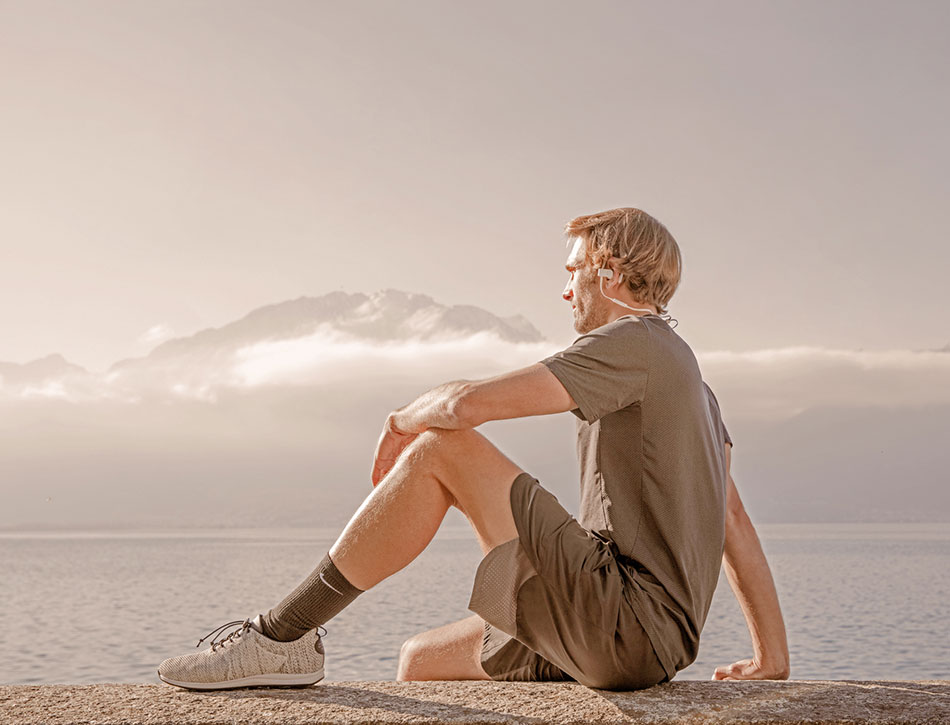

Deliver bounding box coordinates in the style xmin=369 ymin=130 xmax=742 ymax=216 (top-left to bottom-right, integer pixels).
xmin=541 ymin=314 xmax=731 ymax=679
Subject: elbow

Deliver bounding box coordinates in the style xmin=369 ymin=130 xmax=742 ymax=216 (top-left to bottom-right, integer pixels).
xmin=726 ymin=500 xmax=747 ymax=528
xmin=724 ymin=478 xmax=749 ymax=531
xmin=724 ymin=499 xmax=753 ymax=549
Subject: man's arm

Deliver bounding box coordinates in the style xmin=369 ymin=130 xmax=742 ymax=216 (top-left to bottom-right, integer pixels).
xmin=392 ymin=363 xmax=576 ymax=433
xmin=371 ymin=363 xmax=576 ymax=485
xmin=713 ymin=443 xmax=791 ymax=680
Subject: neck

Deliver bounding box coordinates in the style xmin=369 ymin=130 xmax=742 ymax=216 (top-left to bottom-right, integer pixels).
xmin=605 ymin=304 xmax=656 ymax=324
xmin=598 ymin=278 xmax=657 ymax=321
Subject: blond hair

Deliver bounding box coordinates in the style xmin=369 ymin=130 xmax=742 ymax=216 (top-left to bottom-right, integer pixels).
xmin=565 ymin=207 xmax=682 ymax=315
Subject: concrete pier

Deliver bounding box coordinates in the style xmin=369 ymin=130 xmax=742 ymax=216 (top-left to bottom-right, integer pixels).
xmin=1 ymin=680 xmax=948 ymax=724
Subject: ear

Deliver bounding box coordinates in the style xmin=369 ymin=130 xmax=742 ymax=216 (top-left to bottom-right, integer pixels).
xmin=605 ymin=262 xmax=624 ymax=289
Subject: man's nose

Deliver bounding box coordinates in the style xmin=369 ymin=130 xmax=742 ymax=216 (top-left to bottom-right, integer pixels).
xmin=562 ymin=283 xmax=573 ymax=302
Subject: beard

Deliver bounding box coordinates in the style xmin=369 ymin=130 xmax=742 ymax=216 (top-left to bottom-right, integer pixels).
xmin=572 ymin=284 xmax=611 ymax=334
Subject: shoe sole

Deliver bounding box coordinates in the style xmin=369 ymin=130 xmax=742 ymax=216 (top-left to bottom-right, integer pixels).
xmin=158 ymin=669 xmax=324 ymax=691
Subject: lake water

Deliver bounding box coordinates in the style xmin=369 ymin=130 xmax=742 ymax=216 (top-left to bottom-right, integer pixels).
xmin=1 ymin=523 xmax=948 ymax=685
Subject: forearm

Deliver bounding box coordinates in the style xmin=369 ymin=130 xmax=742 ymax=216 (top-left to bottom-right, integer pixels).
xmin=390 ymin=380 xmax=474 ymax=433
xmin=723 ymin=507 xmax=790 ymax=676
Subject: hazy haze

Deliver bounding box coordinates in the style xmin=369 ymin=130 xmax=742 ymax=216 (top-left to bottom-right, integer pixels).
xmin=1 ymin=0 xmax=948 ymax=370
xmin=1 ymin=1 xmax=948 ymax=529
xmin=1 ymin=291 xmax=948 ymax=529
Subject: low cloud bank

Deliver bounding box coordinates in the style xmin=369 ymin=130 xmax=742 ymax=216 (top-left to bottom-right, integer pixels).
xmin=2 ymin=333 xmax=949 ymax=421
xmin=231 ymin=328 xmax=559 ymax=388
xmin=0 ymin=329 xmax=560 ymax=404
xmin=698 ymin=346 xmax=950 ymax=419
xmin=3 ymin=336 xmax=948 ymax=528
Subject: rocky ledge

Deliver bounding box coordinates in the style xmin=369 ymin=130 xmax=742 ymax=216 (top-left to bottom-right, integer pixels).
xmin=1 ymin=680 xmax=948 ymax=724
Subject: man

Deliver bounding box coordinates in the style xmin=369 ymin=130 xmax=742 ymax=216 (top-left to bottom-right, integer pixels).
xmin=158 ymin=207 xmax=790 ymax=690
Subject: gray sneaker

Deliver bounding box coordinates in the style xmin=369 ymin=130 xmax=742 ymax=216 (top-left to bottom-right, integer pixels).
xmin=158 ymin=614 xmax=325 ymax=690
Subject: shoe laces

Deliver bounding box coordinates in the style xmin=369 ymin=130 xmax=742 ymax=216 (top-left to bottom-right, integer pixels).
xmin=195 ymin=619 xmax=329 ymax=652
xmin=196 ymin=619 xmax=251 ymax=652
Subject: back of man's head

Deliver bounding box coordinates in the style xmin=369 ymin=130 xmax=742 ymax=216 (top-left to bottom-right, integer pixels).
xmin=566 ymin=208 xmax=682 ymax=315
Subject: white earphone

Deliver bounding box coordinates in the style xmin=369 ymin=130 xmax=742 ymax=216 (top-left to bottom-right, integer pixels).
xmin=597 ymin=268 xmax=654 ymax=315
xmin=596 ymin=267 xmax=678 ymax=328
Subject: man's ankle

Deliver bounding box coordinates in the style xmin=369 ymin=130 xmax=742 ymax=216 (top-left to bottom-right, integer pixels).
xmin=260 ymin=552 xmax=363 ymax=642
xmin=259 ymin=611 xmax=309 ymax=642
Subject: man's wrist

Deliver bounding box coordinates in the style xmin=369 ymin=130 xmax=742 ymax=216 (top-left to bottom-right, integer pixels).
xmin=391 ymin=408 xmax=426 ymax=435
xmin=756 ymin=651 xmax=790 ymax=678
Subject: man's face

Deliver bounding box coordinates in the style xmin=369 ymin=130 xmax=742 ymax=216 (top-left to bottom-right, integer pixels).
xmin=562 ymin=237 xmax=610 ymax=334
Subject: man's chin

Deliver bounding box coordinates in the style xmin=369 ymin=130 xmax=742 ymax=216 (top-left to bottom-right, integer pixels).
xmin=573 ymin=310 xmax=607 ymax=334
xmin=572 ymin=317 xmax=592 ymax=334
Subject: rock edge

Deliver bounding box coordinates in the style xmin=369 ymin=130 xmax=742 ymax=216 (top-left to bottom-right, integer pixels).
xmin=1 ymin=680 xmax=948 ymax=725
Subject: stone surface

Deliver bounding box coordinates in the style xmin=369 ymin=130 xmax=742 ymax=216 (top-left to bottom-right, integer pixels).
xmin=0 ymin=680 xmax=948 ymax=725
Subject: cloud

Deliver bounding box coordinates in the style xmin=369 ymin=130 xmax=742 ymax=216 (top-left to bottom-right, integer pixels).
xmin=698 ymin=346 xmax=950 ymax=419
xmin=3 ymin=332 xmax=949 ymax=421
xmin=18 ymin=380 xmax=72 ymax=401
xmin=4 ymin=338 xmax=950 ymax=528
xmin=137 ymin=323 xmax=174 ymax=346
xmin=0 ymin=328 xmax=560 ymax=404
xmin=231 ymin=326 xmax=559 ymax=388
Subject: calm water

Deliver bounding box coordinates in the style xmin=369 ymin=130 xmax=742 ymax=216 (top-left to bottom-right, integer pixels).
xmin=1 ymin=523 xmax=948 ymax=685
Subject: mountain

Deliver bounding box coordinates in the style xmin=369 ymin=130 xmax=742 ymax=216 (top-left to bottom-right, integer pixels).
xmin=111 ymin=289 xmax=543 ymax=371
xmin=0 ymin=354 xmax=88 ymax=387
xmin=0 ymin=290 xmax=548 ymax=400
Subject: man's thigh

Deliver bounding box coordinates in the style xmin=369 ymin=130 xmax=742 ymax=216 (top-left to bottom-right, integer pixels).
xmin=396 ymin=615 xmax=490 ymax=681
xmin=416 ymin=428 xmax=524 ymax=555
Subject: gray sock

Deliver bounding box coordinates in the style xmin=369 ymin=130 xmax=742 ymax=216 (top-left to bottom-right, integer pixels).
xmin=260 ymin=553 xmax=363 ymax=642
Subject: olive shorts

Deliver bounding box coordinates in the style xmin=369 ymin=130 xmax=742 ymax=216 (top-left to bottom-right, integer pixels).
xmin=468 ymin=472 xmax=668 ymax=691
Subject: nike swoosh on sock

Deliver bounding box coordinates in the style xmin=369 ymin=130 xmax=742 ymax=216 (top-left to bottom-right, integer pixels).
xmin=319 ymin=571 xmax=344 ymax=596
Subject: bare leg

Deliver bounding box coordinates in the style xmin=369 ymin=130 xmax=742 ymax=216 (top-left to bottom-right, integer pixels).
xmin=329 ymin=427 xmax=523 ymax=591
xmin=397 ymin=615 xmax=491 ymax=681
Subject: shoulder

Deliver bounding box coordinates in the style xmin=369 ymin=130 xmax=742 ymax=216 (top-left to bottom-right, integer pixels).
xmin=702 ymin=381 xmax=733 ymax=446
xmin=555 ymin=316 xmax=653 ymax=363
xmin=582 ymin=315 xmax=652 ymax=343
xmin=702 ymin=381 xmax=723 ymax=411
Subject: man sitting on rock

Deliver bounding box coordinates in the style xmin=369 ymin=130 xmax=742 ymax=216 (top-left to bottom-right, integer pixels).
xmin=158 ymin=207 xmax=790 ymax=690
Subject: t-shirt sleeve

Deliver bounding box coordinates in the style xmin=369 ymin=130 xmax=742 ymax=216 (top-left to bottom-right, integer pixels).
xmin=540 ymin=317 xmax=650 ymax=424
xmin=703 ymin=382 xmax=733 ymax=447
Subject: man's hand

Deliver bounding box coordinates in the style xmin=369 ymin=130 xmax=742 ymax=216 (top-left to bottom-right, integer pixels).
xmin=712 ymin=656 xmax=790 ymax=681
xmin=368 ymin=364 xmax=576 ymax=487
xmin=371 ymin=414 xmax=421 ymax=487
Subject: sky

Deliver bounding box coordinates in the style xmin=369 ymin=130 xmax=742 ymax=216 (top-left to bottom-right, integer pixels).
xmin=1 ymin=0 xmax=948 ymax=372
xmin=1 ymin=1 xmax=949 ymax=529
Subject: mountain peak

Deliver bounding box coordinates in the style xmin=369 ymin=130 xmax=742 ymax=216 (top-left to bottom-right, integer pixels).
xmin=109 ymin=290 xmax=543 ymax=371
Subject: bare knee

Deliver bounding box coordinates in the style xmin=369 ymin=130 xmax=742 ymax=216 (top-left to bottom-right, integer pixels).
xmin=396 ymin=635 xmax=431 ymax=681
xmin=396 ymin=616 xmax=490 ymax=682
xmin=406 ymin=428 xmax=483 ymax=506
xmin=396 ymin=637 xmax=416 ymax=681
xmin=410 ymin=428 xmax=480 ymax=459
